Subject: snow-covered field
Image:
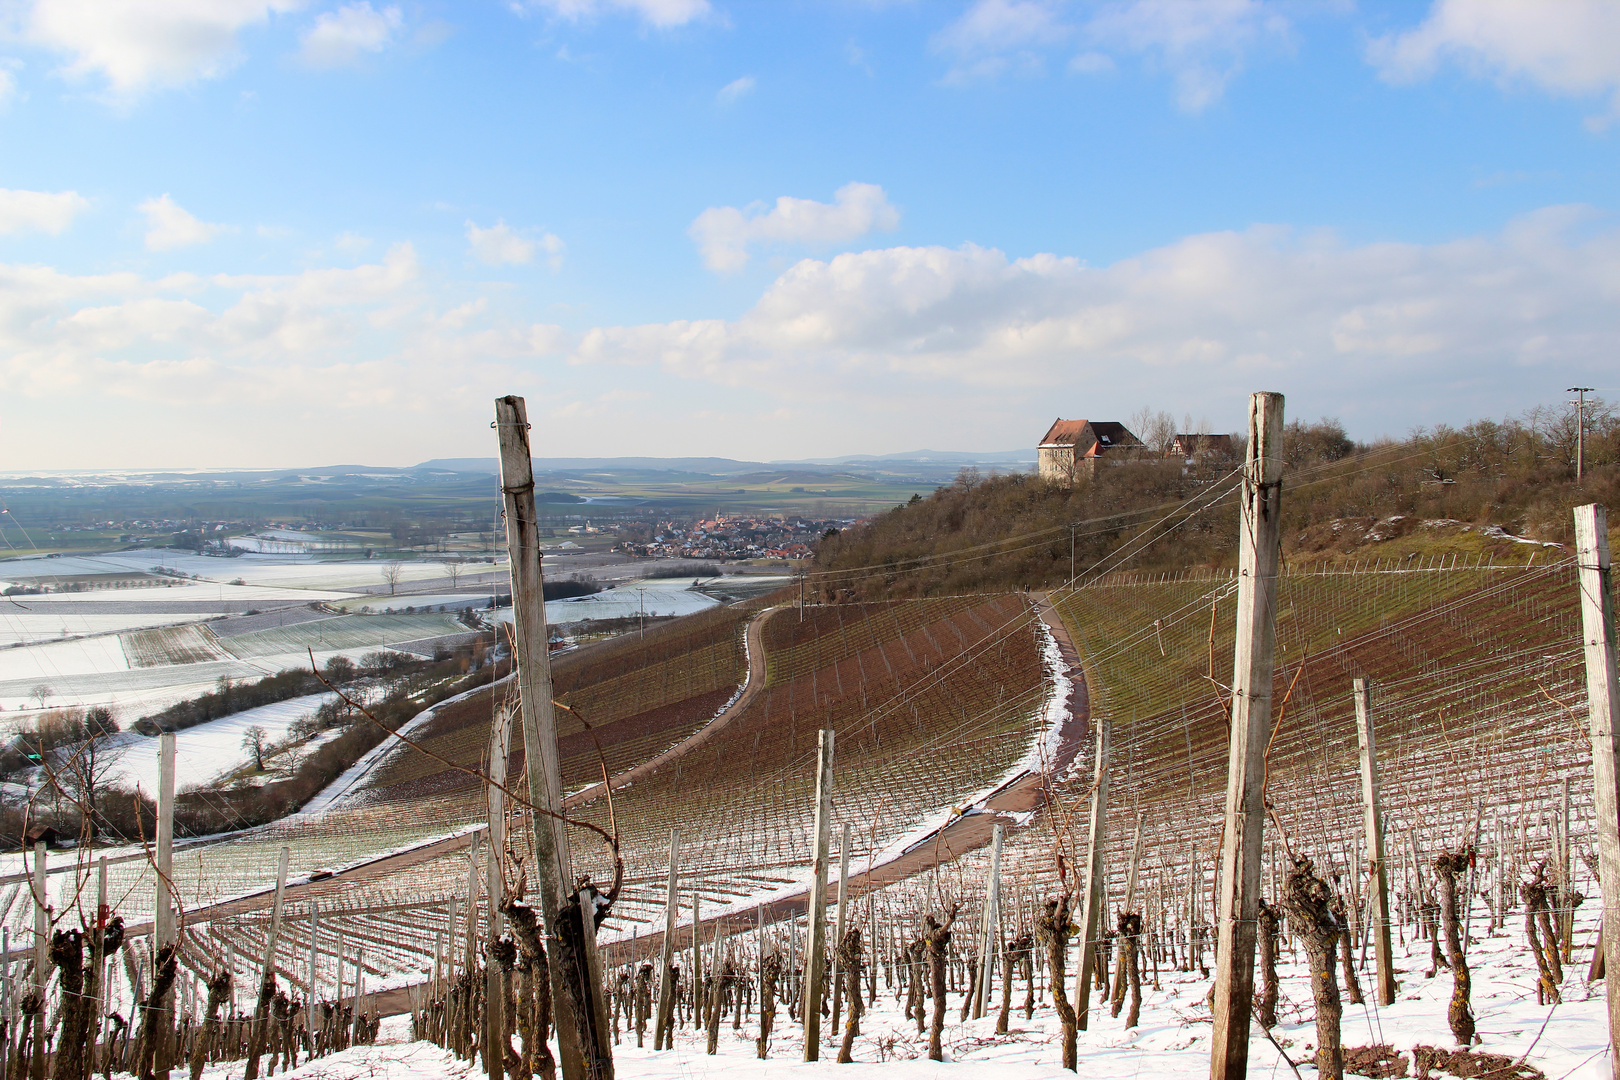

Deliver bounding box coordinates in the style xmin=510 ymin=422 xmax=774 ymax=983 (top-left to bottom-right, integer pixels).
xmin=176 ymin=907 xmax=1614 ymax=1079
xmin=492 ymin=580 xmax=721 ymax=626
xmin=101 ymin=691 xmax=335 ymax=793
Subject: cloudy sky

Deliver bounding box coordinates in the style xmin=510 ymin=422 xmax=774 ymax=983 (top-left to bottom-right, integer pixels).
xmin=1 ymin=0 xmax=1617 ymax=469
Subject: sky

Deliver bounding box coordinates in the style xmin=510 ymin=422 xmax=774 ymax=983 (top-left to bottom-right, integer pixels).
xmin=0 ymin=0 xmax=1618 ymax=470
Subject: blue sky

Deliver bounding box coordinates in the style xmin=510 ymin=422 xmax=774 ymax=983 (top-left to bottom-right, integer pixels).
xmin=1 ymin=0 xmax=1618 ymax=469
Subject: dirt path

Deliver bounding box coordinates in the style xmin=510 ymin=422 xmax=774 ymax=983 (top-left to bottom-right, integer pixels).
xmin=562 ymin=605 xmax=778 ymax=810
xmin=592 ymin=591 xmax=1089 ymax=961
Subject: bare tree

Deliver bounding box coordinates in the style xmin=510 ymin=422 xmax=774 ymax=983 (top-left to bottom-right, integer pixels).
xmin=242 ymin=725 xmax=269 ymax=771
xmin=30 ymin=684 xmax=50 ymax=710
xmin=1127 ymin=407 xmax=1176 ymax=454
xmin=59 ymin=707 xmax=125 ymax=840
xmin=445 ymin=561 xmax=463 ymax=590
xmin=382 ymin=562 xmax=403 ymax=596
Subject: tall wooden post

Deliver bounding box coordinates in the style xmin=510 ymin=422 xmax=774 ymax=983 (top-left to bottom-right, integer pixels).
xmin=829 ymin=822 xmax=851 ymax=1039
xmin=155 ymin=731 xmax=177 ymax=1080
xmin=496 ymin=394 xmax=612 ymax=1080
xmin=1574 ymin=503 xmax=1620 ymax=1080
xmin=1209 ymin=390 xmax=1285 ymax=1080
xmin=1124 ymin=813 xmax=1145 ymax=914
xmin=803 ymin=728 xmax=835 ymax=1061
xmin=1354 ymin=678 xmax=1397 ymax=1006
xmin=485 ymin=704 xmax=511 ymax=1078
xmin=973 ymin=822 xmax=1004 ymax=1019
xmin=308 ymin=902 xmax=320 ymax=1013
xmin=690 ymin=890 xmax=701 ymax=1031
xmin=30 ymin=840 xmax=46 ymax=1080
xmin=653 ymin=829 xmax=680 ymax=1050
xmin=1075 ymin=718 xmax=1111 ymax=1030
xmin=245 ymin=846 xmax=290 ymax=1080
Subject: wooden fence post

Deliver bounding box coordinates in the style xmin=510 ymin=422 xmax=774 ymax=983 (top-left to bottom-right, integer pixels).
xmin=1076 ymin=718 xmax=1111 ymax=1030
xmin=155 ymin=731 xmax=176 ymax=1080
xmin=973 ymin=822 xmax=1005 ymax=1019
xmin=1573 ymin=503 xmax=1620 ymax=1080
xmin=829 ymin=822 xmax=851 ymax=1039
xmin=485 ymin=705 xmax=512 ymax=1078
xmin=497 ymin=394 xmax=613 ymax=1080
xmin=653 ymin=829 xmax=680 ymax=1050
xmin=1354 ymin=678 xmax=1397 ymax=1006
xmin=1209 ymin=390 xmax=1285 ymax=1080
xmin=803 ymin=728 xmax=835 ymax=1061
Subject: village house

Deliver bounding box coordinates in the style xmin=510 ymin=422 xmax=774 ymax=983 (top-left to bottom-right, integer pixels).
xmin=1170 ymin=432 xmax=1237 ymax=461
xmin=1037 ymin=418 xmax=1146 ymax=483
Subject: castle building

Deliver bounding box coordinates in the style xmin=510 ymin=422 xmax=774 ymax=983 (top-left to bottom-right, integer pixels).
xmin=1037 ymin=419 xmax=1145 ymax=483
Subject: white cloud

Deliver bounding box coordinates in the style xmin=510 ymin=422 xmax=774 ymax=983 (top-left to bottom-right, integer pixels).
xmin=466 ymin=220 xmax=564 ymax=269
xmin=932 ymin=0 xmax=1289 ymax=108
xmin=0 ymin=66 xmax=15 ymax=108
xmin=299 ymin=2 xmax=403 ymax=68
xmin=717 ymin=75 xmax=755 ymax=103
xmin=523 ymin=0 xmax=710 ymax=29
xmin=1083 ymin=0 xmax=1290 ymax=112
xmin=688 ymin=182 xmax=901 ymax=273
xmin=139 ymin=194 xmax=228 ymax=250
xmin=0 ymin=188 xmax=89 ymax=235
xmin=24 ymin=0 xmax=307 ymax=95
xmin=579 ymin=206 xmax=1620 ymax=434
xmin=1369 ymin=0 xmax=1620 ymax=125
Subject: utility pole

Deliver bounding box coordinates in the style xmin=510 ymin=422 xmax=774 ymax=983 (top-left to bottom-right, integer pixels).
xmin=1209 ymin=391 xmax=1285 ymax=1080
xmin=1354 ymin=678 xmax=1397 ymax=1006
xmin=496 ymin=394 xmax=613 ymax=1080
xmin=1570 ymin=387 xmax=1595 ymax=481
xmin=803 ymin=728 xmax=835 ymax=1061
xmin=1574 ymin=503 xmax=1620 ymax=1080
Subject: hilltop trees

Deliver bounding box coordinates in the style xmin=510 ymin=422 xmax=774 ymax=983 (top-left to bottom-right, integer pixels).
xmin=811 ymin=402 xmax=1619 ymax=601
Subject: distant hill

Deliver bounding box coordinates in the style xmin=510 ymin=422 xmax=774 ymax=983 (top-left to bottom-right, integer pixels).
xmin=417 ymin=450 xmax=1036 ymax=477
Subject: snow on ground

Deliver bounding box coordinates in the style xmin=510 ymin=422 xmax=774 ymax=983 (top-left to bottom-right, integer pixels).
xmin=0 ymin=611 xmax=204 ymax=646
xmin=102 ymin=692 xmax=335 ymax=793
xmin=332 ymin=591 xmax=493 ymax=613
xmin=491 ymin=581 xmax=721 ymax=627
xmin=174 ymin=907 xmax=1616 ymax=1079
xmin=1 ymin=550 xmax=480 ymax=594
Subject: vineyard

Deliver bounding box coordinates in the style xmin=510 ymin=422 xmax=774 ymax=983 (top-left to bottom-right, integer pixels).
xmin=0 ymin=547 xmax=1614 ymax=1079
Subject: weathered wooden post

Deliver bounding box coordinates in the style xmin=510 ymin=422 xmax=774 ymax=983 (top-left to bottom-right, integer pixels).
xmin=1076 ymin=719 xmax=1111 ymax=1030
xmin=1354 ymin=678 xmax=1397 ymax=1006
xmin=485 ymin=704 xmax=512 ymax=1078
xmin=30 ymin=839 xmax=46 ymax=1080
xmin=497 ymin=394 xmax=614 ymax=1080
xmin=653 ymin=829 xmax=680 ymax=1050
xmin=245 ymin=846 xmax=290 ymax=1080
xmin=1209 ymin=390 xmax=1285 ymax=1080
xmin=156 ymin=731 xmax=177 ymax=1080
xmin=803 ymin=728 xmax=835 ymax=1061
xmin=1574 ymin=503 xmax=1620 ymax=1080
xmin=829 ymin=822 xmax=851 ymax=1039
xmin=973 ymin=822 xmax=1005 ymax=1019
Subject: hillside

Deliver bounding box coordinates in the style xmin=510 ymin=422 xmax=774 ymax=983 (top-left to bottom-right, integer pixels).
xmin=810 ymin=411 xmax=1619 ymax=601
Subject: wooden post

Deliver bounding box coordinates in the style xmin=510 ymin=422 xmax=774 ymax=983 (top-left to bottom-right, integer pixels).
xmin=1075 ymin=718 xmax=1111 ymax=1030
xmin=244 ymin=846 xmax=290 ymax=1080
xmin=1209 ymin=390 xmax=1285 ymax=1080
xmin=1124 ymin=813 xmax=1145 ymax=914
xmin=155 ymin=731 xmax=177 ymax=1080
xmin=29 ymin=840 xmax=46 ymax=1080
xmin=1354 ymin=678 xmax=1397 ymax=1006
xmin=653 ymin=829 xmax=680 ymax=1050
xmin=803 ymin=728 xmax=835 ymax=1061
xmin=973 ymin=822 xmax=1005 ymax=1019
xmin=308 ymin=903 xmax=319 ymax=1013
xmin=829 ymin=822 xmax=851 ymax=1040
xmin=1574 ymin=503 xmax=1620 ymax=1080
xmin=496 ymin=394 xmax=612 ymax=1080
xmin=486 ymin=704 xmax=512 ymax=1078
xmin=691 ymin=890 xmax=701 ymax=1031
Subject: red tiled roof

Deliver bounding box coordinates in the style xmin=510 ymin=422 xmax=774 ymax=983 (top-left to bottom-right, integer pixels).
xmin=1038 ymin=418 xmax=1090 ymax=448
